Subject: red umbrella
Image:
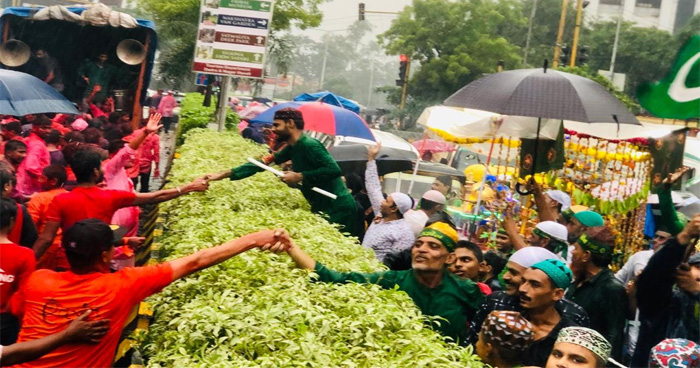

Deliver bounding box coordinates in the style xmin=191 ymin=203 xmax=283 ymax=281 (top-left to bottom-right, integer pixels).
xmin=412 ymin=138 xmax=456 ymax=153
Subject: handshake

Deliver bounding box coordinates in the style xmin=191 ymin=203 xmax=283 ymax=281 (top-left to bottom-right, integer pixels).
xmin=241 ymin=229 xmax=296 ymax=254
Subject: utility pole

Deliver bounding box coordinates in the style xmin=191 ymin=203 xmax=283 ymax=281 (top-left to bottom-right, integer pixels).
xmin=523 ymin=0 xmax=539 ymax=66
xmin=217 ymin=76 xmax=230 ymax=132
xmin=397 ymin=55 xmax=410 ymax=110
xmin=552 ymin=0 xmax=569 ymax=68
xmin=569 ymin=0 xmax=586 ymax=67
xmin=609 ymin=0 xmax=625 ymax=79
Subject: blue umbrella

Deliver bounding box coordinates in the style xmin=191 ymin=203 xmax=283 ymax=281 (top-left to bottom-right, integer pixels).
xmin=293 ymin=91 xmax=361 ymax=114
xmin=249 ymin=101 xmax=375 ymax=141
xmin=0 ymin=69 xmax=79 ymax=116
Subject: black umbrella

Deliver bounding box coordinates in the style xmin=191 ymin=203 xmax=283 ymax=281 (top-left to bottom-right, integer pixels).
xmin=329 ymin=143 xmax=415 ymax=177
xmin=444 ymin=66 xmax=640 ymax=192
xmin=444 ymin=67 xmax=639 ymax=124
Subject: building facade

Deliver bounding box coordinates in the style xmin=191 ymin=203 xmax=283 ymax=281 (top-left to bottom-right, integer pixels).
xmin=587 ymin=0 xmax=700 ymax=32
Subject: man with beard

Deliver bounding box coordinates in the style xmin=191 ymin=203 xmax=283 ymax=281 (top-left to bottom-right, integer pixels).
xmin=261 ymin=221 xmax=484 ymax=345
xmin=466 ymin=247 xmax=589 ymax=345
xmin=204 ymin=108 xmax=357 ymax=234
xmin=494 ymin=228 xmax=514 ymax=259
xmin=566 ymin=226 xmax=627 ymax=361
xmin=31 ymin=148 xmax=209 ymax=262
xmin=519 ymin=259 xmax=578 ymax=366
xmin=15 ymin=117 xmax=52 ymax=199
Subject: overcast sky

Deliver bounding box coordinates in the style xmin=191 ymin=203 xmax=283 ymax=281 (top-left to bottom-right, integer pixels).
xmin=300 ymin=0 xmax=413 ymax=40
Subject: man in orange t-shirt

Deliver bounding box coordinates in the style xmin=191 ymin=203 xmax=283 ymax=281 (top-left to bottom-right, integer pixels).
xmin=26 ymin=165 xmax=68 ymax=270
xmin=10 ymin=219 xmax=290 ymax=368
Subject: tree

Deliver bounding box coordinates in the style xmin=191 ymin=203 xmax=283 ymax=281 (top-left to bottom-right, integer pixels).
xmin=377 ymin=0 xmax=524 ymax=126
xmin=582 ymin=21 xmax=676 ymax=95
xmin=137 ymin=0 xmax=327 ymax=88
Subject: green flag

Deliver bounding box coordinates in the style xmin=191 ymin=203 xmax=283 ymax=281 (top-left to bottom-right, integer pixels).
xmin=649 ymin=129 xmax=687 ymax=193
xmin=519 ymin=121 xmax=565 ymax=178
xmin=637 ymin=35 xmax=700 ymax=119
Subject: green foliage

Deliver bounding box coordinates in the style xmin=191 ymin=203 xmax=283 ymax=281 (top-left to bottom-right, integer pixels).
xmin=557 ymin=66 xmax=641 ymax=113
xmin=582 ymin=21 xmax=676 ymax=95
xmin=176 ymin=94 xmax=215 ymax=146
xmin=225 ymin=109 xmax=240 ymax=132
xmin=379 ymin=0 xmax=523 ymax=105
xmin=137 ymin=0 xmax=327 ymax=88
xmin=140 ymin=130 xmax=485 ymax=367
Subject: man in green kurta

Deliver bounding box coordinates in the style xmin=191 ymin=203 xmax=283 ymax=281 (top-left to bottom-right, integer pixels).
xmin=205 ymin=108 xmax=357 ymax=234
xmin=77 ymin=53 xmax=117 ymax=103
xmin=262 ymin=221 xmax=484 ymax=344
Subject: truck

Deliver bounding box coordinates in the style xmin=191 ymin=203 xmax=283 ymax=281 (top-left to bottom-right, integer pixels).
xmin=0 ymin=4 xmax=157 ymax=126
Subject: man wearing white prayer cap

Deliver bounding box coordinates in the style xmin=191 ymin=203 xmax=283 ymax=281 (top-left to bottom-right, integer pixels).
xmin=360 ymin=191 xmax=415 ymax=262
xmin=360 ymin=168 xmax=416 ymax=262
xmin=545 ymin=190 xmax=571 ymax=211
xmin=403 ymin=190 xmax=446 ymax=237
xmin=503 ymin=219 xmax=569 ymax=261
xmin=465 ymin=246 xmax=590 ymax=345
xmin=529 ymin=221 xmax=569 ymax=260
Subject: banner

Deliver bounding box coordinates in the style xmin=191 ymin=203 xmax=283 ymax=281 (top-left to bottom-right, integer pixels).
xmin=519 ymin=121 xmax=565 ymax=178
xmin=649 ymin=129 xmax=687 ymax=193
xmin=193 ymin=0 xmax=274 ymax=78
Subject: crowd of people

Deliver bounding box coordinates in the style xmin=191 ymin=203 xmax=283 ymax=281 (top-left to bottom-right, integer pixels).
xmin=0 ymin=104 xmax=698 ymax=368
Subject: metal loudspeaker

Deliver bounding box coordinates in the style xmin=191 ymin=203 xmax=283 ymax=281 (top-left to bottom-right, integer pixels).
xmin=0 ymin=39 xmax=31 ymax=67
xmin=116 ymin=39 xmax=146 ymax=65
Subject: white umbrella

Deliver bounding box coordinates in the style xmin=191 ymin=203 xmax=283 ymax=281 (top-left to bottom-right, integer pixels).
xmin=417 ymin=105 xmax=561 ymax=140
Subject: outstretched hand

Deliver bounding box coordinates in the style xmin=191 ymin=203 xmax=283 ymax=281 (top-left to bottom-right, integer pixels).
xmin=186 ymin=177 xmax=209 ymax=193
xmin=367 ymin=142 xmax=382 ymax=161
xmin=145 ymin=113 xmax=163 ymax=134
xmin=663 ymin=167 xmax=690 ymax=188
xmin=246 ymin=229 xmax=292 ymax=251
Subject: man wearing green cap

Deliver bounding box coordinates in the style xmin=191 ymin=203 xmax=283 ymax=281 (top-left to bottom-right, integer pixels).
xmin=261 ymin=221 xmax=484 ymax=344
xmin=567 ymin=226 xmax=627 ymax=361
xmin=518 ymin=259 xmax=579 ymax=367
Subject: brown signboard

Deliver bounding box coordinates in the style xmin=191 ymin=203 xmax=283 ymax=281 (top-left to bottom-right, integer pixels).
xmin=215 ymin=31 xmax=267 ymax=47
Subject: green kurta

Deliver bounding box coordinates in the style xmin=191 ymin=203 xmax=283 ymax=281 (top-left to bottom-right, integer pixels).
xmin=565 ymin=268 xmax=627 ymax=360
xmin=313 ymin=262 xmax=484 ymax=344
xmin=77 ymin=61 xmax=117 ymax=102
xmin=230 ymin=134 xmax=356 ymax=233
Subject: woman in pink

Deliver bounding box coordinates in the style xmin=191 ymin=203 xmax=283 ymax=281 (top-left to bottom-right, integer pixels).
xmin=157 ymin=91 xmax=177 ymax=133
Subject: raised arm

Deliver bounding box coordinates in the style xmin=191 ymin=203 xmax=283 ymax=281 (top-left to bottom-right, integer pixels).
xmin=529 ymin=179 xmax=557 ymax=222
xmin=365 ymin=144 xmax=384 ymax=216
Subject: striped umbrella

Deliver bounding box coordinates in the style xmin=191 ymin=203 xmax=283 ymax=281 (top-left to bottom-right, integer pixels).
xmin=249 ymin=101 xmax=375 ymax=141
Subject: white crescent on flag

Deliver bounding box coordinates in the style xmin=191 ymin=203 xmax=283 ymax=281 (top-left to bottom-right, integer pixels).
xmin=668 ymin=51 xmax=700 ymax=103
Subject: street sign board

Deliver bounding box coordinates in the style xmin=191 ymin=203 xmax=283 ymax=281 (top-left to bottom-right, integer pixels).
xmin=193 ymin=0 xmax=274 ymax=79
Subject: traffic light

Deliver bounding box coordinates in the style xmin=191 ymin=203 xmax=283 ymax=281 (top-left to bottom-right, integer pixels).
xmin=577 ymin=45 xmax=589 ymax=65
xmin=396 ymin=54 xmax=408 ymax=87
xmin=559 ymin=45 xmax=570 ymax=66
xmin=359 ymin=3 xmax=365 ymax=21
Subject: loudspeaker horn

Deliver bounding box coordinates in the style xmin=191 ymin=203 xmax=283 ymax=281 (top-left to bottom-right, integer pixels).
xmin=116 ymin=39 xmax=146 ymax=65
xmin=0 ymin=39 xmax=30 ymax=67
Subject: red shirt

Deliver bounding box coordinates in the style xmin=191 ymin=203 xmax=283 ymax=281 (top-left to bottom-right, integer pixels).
xmin=46 ymin=186 xmax=136 ymax=231
xmin=26 ymin=188 xmax=69 ymax=270
xmin=0 ymin=242 xmax=36 ymax=312
xmin=10 ymin=263 xmax=173 ymax=368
